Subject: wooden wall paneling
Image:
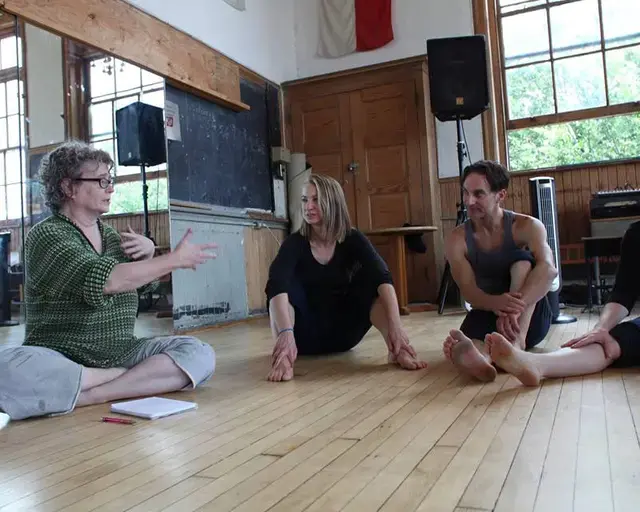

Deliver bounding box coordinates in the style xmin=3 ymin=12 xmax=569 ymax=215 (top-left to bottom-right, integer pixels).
xmin=243 ymin=226 xmax=286 ymax=314
xmin=438 ymin=160 xmax=640 ymax=257
xmin=101 ymin=211 xmax=170 ymax=248
xmin=2 ymin=0 xmax=248 ymax=111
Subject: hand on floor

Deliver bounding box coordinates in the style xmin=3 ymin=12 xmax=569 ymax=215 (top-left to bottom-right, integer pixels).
xmin=268 ymin=331 xmax=297 ymax=382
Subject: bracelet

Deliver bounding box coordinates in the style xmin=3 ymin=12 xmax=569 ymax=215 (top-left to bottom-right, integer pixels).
xmin=277 ymin=327 xmax=294 ymax=337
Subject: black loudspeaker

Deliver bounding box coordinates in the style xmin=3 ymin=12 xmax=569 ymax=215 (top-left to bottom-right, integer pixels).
xmin=115 ymin=101 xmax=166 ymax=167
xmin=426 ymin=35 xmax=490 ymax=122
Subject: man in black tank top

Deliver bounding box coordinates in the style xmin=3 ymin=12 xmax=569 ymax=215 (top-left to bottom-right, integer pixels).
xmin=442 ymin=161 xmax=557 ymax=382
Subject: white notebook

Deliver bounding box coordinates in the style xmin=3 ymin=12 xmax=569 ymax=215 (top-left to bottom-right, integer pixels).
xmin=110 ymin=397 xmax=197 ymax=420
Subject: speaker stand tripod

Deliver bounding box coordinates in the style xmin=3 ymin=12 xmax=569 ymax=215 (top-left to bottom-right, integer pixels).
xmin=140 ymin=163 xmax=153 ymax=242
xmin=437 ymin=116 xmax=468 ymax=314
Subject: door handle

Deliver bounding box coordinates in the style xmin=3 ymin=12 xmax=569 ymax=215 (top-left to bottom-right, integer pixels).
xmin=348 ymin=161 xmax=359 ymax=173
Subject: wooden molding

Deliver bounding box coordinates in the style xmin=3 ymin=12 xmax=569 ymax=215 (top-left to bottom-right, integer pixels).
xmin=1 ymin=0 xmax=250 ymax=111
xmin=508 ymin=101 xmax=640 ymax=130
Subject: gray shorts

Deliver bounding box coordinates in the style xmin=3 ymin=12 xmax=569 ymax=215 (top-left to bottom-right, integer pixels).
xmin=0 ymin=336 xmax=215 ymax=421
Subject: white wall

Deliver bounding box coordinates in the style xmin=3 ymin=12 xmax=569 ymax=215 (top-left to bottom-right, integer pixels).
xmin=124 ymin=0 xmax=297 ymax=85
xmin=25 ymin=24 xmax=65 ymax=148
xmin=292 ymin=0 xmax=484 ymax=178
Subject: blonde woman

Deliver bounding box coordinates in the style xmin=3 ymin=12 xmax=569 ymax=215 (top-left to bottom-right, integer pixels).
xmin=265 ymin=174 xmax=428 ymax=381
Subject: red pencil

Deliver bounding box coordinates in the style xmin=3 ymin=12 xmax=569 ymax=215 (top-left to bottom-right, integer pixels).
xmin=102 ymin=416 xmax=135 ymax=425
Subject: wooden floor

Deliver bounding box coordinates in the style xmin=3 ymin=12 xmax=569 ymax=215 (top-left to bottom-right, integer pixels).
xmin=1 ymin=307 xmax=639 ymax=511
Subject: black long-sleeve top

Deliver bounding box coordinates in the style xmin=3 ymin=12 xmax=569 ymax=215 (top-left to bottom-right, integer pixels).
xmin=607 ymin=220 xmax=640 ymax=312
xmin=265 ymin=229 xmax=393 ymax=308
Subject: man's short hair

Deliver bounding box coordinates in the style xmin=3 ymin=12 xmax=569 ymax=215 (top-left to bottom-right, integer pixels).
xmin=461 ymin=160 xmax=510 ymax=192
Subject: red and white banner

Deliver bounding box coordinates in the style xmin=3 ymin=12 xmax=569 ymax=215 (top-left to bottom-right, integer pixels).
xmin=318 ymin=0 xmax=394 ymax=58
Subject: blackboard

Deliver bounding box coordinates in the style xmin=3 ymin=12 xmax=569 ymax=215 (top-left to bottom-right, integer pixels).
xmin=166 ymin=78 xmax=279 ymax=210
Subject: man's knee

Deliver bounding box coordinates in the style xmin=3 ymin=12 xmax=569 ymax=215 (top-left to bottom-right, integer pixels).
xmin=172 ymin=336 xmax=216 ymax=385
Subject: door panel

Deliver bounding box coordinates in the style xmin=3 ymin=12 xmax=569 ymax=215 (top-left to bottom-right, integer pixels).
xmin=349 ymin=81 xmax=429 ymax=301
xmin=290 ymin=95 xmax=357 ymax=225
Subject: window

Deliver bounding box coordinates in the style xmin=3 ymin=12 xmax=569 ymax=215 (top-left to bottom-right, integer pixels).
xmin=88 ymin=55 xmax=168 ymax=214
xmin=498 ymin=0 xmax=640 ymax=171
xmin=0 ymin=34 xmax=26 ymax=222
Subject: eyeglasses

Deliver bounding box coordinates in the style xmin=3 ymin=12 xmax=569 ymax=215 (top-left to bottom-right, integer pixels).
xmin=75 ymin=177 xmax=115 ymax=189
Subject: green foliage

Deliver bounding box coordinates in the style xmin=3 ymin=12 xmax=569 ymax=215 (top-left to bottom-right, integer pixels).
xmin=506 ymin=45 xmax=640 ymax=171
xmin=109 ymin=178 xmax=168 ymax=215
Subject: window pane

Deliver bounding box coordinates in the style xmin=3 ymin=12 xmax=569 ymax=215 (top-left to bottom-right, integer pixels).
xmin=89 ymin=102 xmax=113 ymax=138
xmin=91 ymin=138 xmax=115 ymax=166
xmin=550 ymin=0 xmax=601 ymax=58
xmin=607 ymin=45 xmax=640 ymax=104
xmin=0 ymin=120 xmax=7 ymax=151
xmin=109 ymin=177 xmax=168 ymax=215
xmin=0 ymin=36 xmax=20 ymax=70
xmin=602 ymin=0 xmax=640 ymax=49
xmin=507 ymin=112 xmax=640 ymax=171
xmin=6 ymin=80 xmax=18 ymax=115
xmin=555 ymin=53 xmax=606 ymax=112
xmin=0 ymin=186 xmax=7 ymax=221
xmin=506 ymin=62 xmax=555 ymax=119
xmin=0 ymin=83 xmax=6 ymax=118
xmin=90 ymin=58 xmax=115 ymax=98
xmin=502 ymin=10 xmax=550 ymax=66
xmin=501 ymin=0 xmax=545 ymax=15
xmin=141 ymin=89 xmax=164 ymax=109
xmin=115 ymin=95 xmax=138 ymax=112
xmin=6 ymin=115 xmax=20 ymax=148
xmin=5 ymin=149 xmax=21 ymax=184
xmin=115 ymin=60 xmax=141 ymax=93
xmin=141 ymin=68 xmax=163 ymax=87
xmin=6 ymin=183 xmax=23 ymax=220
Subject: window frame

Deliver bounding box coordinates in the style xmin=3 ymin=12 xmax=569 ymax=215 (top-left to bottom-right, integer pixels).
xmin=474 ymin=0 xmax=640 ymax=171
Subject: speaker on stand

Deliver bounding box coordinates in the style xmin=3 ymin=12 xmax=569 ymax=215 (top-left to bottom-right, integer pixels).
xmin=426 ymin=35 xmax=490 ymax=313
xmin=115 ymin=101 xmax=167 ymax=242
xmin=115 ymin=101 xmax=167 ymax=313
xmin=529 ymin=177 xmax=577 ymax=324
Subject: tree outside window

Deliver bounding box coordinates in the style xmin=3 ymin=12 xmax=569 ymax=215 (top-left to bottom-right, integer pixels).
xmin=88 ymin=56 xmax=168 ymax=214
xmin=498 ymin=0 xmax=640 ymax=171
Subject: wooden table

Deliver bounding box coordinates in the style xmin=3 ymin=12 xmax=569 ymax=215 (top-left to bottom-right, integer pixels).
xmin=364 ymin=226 xmax=438 ymax=315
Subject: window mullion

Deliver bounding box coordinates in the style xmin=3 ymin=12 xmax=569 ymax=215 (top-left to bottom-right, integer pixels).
xmin=597 ymin=0 xmax=610 ymax=107
xmin=546 ymin=5 xmax=559 ymax=115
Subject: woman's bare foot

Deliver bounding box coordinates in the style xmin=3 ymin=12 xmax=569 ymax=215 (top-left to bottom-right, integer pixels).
xmin=388 ymin=348 xmax=428 ymax=371
xmin=267 ymin=354 xmax=295 ymax=382
xmin=486 ymin=332 xmax=541 ymax=386
xmin=443 ymin=329 xmax=497 ymax=382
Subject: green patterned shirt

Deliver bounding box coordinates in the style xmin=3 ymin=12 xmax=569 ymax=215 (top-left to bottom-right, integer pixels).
xmin=23 ymin=214 xmax=147 ymax=368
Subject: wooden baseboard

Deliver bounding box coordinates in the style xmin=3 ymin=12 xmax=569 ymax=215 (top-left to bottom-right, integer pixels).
xmin=408 ymin=302 xmax=438 ymax=313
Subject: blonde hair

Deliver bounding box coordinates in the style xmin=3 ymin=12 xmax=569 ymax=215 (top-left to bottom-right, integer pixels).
xmin=298 ymin=173 xmax=352 ymax=243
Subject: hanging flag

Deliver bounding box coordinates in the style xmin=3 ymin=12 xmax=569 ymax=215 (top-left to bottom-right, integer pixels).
xmin=318 ymin=0 xmax=394 ymax=58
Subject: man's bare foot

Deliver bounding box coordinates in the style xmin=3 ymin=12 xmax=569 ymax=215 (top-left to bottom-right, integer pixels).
xmin=267 ymin=357 xmax=294 ymax=382
xmin=443 ymin=329 xmax=497 ymax=382
xmin=486 ymin=332 xmax=541 ymax=386
xmin=388 ymin=349 xmax=428 ymax=371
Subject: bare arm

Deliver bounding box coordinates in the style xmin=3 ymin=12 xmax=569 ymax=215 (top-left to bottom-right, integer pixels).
xmin=104 ymin=253 xmax=177 ymax=294
xmin=445 ymin=229 xmax=499 ymax=311
xmin=517 ymin=218 xmax=558 ymax=306
xmin=377 ymin=283 xmax=402 ymax=326
xmin=105 ymin=228 xmax=216 ymax=295
xmin=269 ymin=292 xmax=294 ymax=332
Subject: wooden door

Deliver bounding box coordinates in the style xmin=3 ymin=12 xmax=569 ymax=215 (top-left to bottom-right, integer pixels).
xmin=290 ymin=94 xmax=358 ymax=225
xmin=349 ymin=81 xmax=429 ymax=301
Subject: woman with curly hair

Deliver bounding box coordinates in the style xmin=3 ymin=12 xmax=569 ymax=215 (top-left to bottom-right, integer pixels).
xmin=265 ymin=173 xmax=428 ymax=381
xmin=0 ymin=141 xmax=217 ymax=422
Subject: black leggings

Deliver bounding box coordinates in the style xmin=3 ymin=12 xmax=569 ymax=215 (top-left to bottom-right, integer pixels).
xmin=285 ymin=278 xmax=378 ymax=355
xmin=609 ymin=317 xmax=640 ymax=368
